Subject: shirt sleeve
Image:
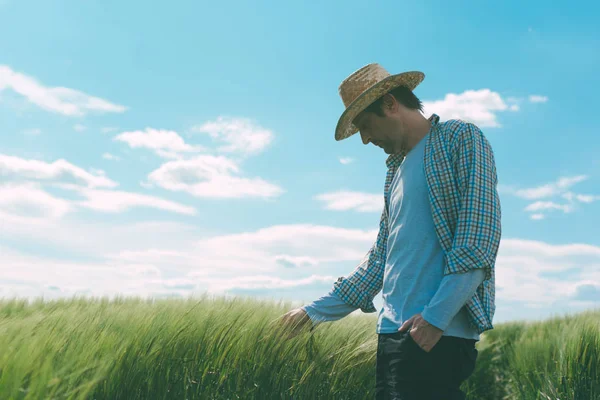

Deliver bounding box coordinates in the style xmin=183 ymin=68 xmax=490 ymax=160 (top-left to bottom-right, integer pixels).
xmin=331 ymin=206 xmax=388 ymax=313
xmin=444 ymin=122 xmax=502 ymax=281
xmin=421 ymin=269 xmax=486 ymax=331
xmin=301 ymin=290 xmax=358 ymax=327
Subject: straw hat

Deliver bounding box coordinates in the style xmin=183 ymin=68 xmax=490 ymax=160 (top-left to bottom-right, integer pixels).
xmin=335 ymin=63 xmax=425 ymax=141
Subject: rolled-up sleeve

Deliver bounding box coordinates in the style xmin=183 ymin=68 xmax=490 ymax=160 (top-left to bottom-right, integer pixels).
xmin=444 ymin=122 xmax=502 ymax=281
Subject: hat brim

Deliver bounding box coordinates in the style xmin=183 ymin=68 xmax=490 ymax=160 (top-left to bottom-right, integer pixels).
xmin=334 ymin=71 xmax=425 ymax=141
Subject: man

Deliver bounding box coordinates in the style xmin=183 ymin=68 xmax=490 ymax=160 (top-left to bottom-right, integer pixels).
xmin=279 ymin=63 xmax=501 ymax=399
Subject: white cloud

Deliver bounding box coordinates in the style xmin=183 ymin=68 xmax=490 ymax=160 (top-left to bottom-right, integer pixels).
xmin=2 ymin=216 xmax=600 ymax=326
xmin=109 ymin=249 xmax=198 ymax=265
xmin=495 ymin=239 xmax=600 ymax=307
xmin=422 ymin=89 xmax=518 ymax=128
xmin=105 ymin=223 xmax=376 ymax=284
xmin=1 ymin=202 xmax=599 ymax=323
xmin=0 ymin=181 xmax=196 ymax=221
xmin=66 ymin=186 xmax=197 ymax=216
xmin=563 ymin=192 xmax=600 ymax=204
xmin=89 ymin=167 xmax=106 ymax=176
xmin=274 ymin=255 xmax=319 ymax=268
xmin=193 ymin=274 xmax=336 ymax=293
xmin=0 ymin=182 xmax=71 ymax=219
xmin=73 ymin=124 xmax=87 ymax=132
xmin=101 ymin=127 xmax=119 ymax=134
xmin=114 ymin=128 xmax=204 ymax=159
xmin=514 ymin=175 xmax=588 ymax=199
xmin=504 ymin=175 xmax=597 ymax=219
xmin=529 ymin=95 xmax=549 ymax=103
xmin=505 ymin=97 xmax=521 ymax=111
xmin=501 ymin=238 xmax=600 ymax=258
xmin=147 ymin=155 xmax=283 ymax=199
xmin=102 ymin=153 xmax=120 ymax=161
xmin=505 ymin=95 xmax=549 ymax=110
xmin=339 ymin=157 xmax=354 ymax=165
xmin=571 ymin=283 xmax=600 ymax=302
xmin=0 ymin=220 xmax=377 ymax=299
xmin=0 ymin=154 xmax=117 ymax=188
xmin=0 ymin=150 xmax=195 ymax=219
xmin=108 ymin=223 xmax=377 ymax=295
xmin=192 ymin=117 xmax=274 ymax=156
xmin=0 ymin=65 xmax=126 ymax=116
xmin=1 ymin=217 xmax=203 ymax=261
xmin=0 ymin=248 xmax=179 ymax=300
xmin=195 ymin=224 xmax=375 ymax=263
xmin=315 ymin=191 xmax=383 ymax=212
xmin=0 ymin=245 xmax=339 ymax=300
xmin=23 ymin=128 xmax=41 ymax=135
xmin=525 ymin=201 xmax=573 ymax=213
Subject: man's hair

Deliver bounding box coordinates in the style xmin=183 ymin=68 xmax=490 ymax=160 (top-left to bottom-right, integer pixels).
xmin=363 ymin=85 xmax=423 ymax=116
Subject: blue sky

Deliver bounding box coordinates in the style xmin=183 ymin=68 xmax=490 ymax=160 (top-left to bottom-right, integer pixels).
xmin=1 ymin=0 xmax=599 ymax=327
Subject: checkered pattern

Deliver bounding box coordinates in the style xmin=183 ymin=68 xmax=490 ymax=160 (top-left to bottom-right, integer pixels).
xmin=332 ymin=114 xmax=501 ymax=334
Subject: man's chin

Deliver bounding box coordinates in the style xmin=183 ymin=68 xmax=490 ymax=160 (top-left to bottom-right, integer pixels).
xmin=374 ymin=142 xmax=393 ymax=154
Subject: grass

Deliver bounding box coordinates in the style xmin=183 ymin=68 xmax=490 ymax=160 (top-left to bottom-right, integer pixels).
xmin=0 ymin=296 xmax=598 ymax=399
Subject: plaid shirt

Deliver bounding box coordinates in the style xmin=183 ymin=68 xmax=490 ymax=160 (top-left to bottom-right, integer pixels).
xmin=332 ymin=114 xmax=502 ymax=334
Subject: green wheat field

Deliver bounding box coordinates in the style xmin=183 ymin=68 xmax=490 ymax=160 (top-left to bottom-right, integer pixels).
xmin=0 ymin=296 xmax=598 ymax=399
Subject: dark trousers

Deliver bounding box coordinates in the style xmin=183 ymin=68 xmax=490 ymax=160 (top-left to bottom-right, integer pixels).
xmin=375 ymin=331 xmax=478 ymax=400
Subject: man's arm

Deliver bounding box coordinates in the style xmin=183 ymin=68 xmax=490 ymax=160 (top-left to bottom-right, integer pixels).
xmin=301 ymin=290 xmax=357 ymax=327
xmin=411 ymin=122 xmax=500 ymax=337
xmin=444 ymin=122 xmax=502 ymax=281
xmin=279 ymin=205 xmax=388 ymax=337
xmin=421 ymin=269 xmax=486 ymax=331
xmin=331 ymin=205 xmax=389 ymax=313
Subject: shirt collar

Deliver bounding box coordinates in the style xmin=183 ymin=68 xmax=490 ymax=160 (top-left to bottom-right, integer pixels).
xmin=385 ymin=113 xmax=440 ymax=169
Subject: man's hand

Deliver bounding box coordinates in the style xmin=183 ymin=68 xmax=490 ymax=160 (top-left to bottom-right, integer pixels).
xmin=276 ymin=307 xmax=312 ymax=339
xmin=398 ymin=313 xmax=443 ymax=353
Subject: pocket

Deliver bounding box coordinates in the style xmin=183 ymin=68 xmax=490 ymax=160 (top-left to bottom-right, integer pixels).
xmin=455 ymin=339 xmax=478 ymax=381
xmin=406 ymin=331 xmax=428 ymax=354
xmin=461 ymin=339 xmax=478 ymax=362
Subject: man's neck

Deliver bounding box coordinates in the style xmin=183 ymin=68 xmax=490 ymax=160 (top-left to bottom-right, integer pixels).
xmin=402 ymin=113 xmax=432 ymax=152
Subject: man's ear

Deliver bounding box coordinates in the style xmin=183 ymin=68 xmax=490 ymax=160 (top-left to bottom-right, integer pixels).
xmin=382 ymin=94 xmax=397 ymax=113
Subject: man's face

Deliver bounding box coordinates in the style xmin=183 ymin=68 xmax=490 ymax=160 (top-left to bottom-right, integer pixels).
xmin=353 ymin=110 xmax=398 ymax=155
